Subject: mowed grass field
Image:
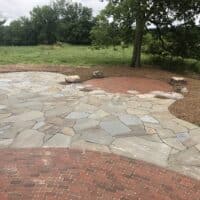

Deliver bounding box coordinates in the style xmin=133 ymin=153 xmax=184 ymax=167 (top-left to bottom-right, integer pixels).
xmin=0 ymin=44 xmax=199 ymax=73
xmin=0 ymin=45 xmax=134 ymax=66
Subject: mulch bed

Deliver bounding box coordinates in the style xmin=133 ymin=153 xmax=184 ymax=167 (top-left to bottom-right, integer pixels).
xmin=0 ymin=148 xmax=199 ymax=200
xmin=0 ymin=64 xmax=199 ymax=125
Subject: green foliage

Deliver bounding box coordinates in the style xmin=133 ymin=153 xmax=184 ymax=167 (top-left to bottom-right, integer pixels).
xmin=53 ymin=0 xmax=94 ymax=44
xmin=31 ymin=5 xmax=58 ymax=44
xmin=0 ymin=45 xmax=132 ymax=66
xmin=0 ymin=0 xmax=94 ymax=45
xmin=91 ymin=0 xmax=134 ymax=48
xmin=144 ymin=25 xmax=200 ymax=60
xmin=144 ymin=55 xmax=200 ymax=73
xmin=96 ymin=0 xmax=200 ymax=67
xmin=0 ymin=45 xmax=199 ymax=74
xmin=90 ymin=15 xmax=121 ymax=47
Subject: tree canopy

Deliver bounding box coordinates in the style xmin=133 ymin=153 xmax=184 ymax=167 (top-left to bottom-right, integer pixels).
xmin=94 ymin=0 xmax=200 ymax=67
xmin=0 ymin=0 xmax=94 ymax=45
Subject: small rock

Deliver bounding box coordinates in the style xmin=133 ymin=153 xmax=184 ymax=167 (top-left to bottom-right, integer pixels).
xmin=181 ymin=87 xmax=188 ymax=94
xmin=65 ymin=75 xmax=81 ymax=83
xmin=151 ymin=91 xmax=184 ymax=100
xmin=174 ymin=85 xmax=183 ymax=93
xmin=170 ymin=77 xmax=187 ymax=86
xmin=127 ymin=90 xmax=140 ymax=95
xmin=92 ymin=71 xmax=104 ymax=78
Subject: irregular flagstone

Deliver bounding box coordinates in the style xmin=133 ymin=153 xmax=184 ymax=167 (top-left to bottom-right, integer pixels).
xmin=169 ymin=147 xmax=200 ymax=166
xmin=161 ymin=121 xmax=188 ymax=133
xmin=12 ymin=129 xmax=45 ymax=148
xmin=173 ymin=118 xmax=199 ymax=130
xmin=189 ymin=128 xmax=200 ymax=140
xmin=87 ymin=96 xmax=103 ymax=106
xmin=127 ymin=101 xmax=141 ymax=109
xmin=119 ymin=114 xmax=142 ymax=126
xmin=140 ymin=102 xmax=152 ymax=109
xmin=130 ymin=125 xmax=147 ymax=136
xmin=0 ymin=139 xmax=13 ymax=148
xmin=63 ymin=119 xmax=76 ymax=128
xmin=33 ymin=121 xmax=46 ymax=130
xmin=66 ymin=112 xmax=89 ymax=119
xmin=140 ymin=115 xmax=159 ymax=124
xmin=0 ymin=113 xmax=12 ymax=120
xmin=176 ymin=132 xmax=191 ymax=143
xmin=74 ymin=119 xmax=99 ymax=131
xmin=14 ymin=101 xmax=43 ymax=110
xmin=163 ymin=138 xmax=186 ymax=151
xmin=101 ymin=102 xmax=126 ymax=114
xmin=71 ymin=139 xmax=110 ymax=153
xmin=140 ymin=134 xmax=163 ymax=143
xmin=100 ymin=120 xmax=131 ymax=137
xmin=156 ymin=128 xmax=175 ymax=139
xmin=43 ymin=134 xmax=71 ymax=147
xmin=80 ymin=128 xmax=114 ymax=145
xmin=75 ymin=103 xmax=98 ymax=113
xmin=167 ymin=165 xmax=200 ymax=181
xmin=89 ymin=109 xmax=110 ymax=119
xmin=61 ymin=127 xmax=75 ymax=136
xmin=39 ymin=125 xmax=60 ymax=135
xmin=196 ymin=144 xmax=200 ymax=151
xmin=2 ymin=111 xmax=44 ymax=122
xmin=127 ymin=108 xmax=149 ymax=116
xmin=0 ymin=121 xmax=36 ymax=139
xmin=45 ymin=106 xmax=71 ymax=117
xmin=152 ymin=112 xmax=175 ymax=120
xmin=0 ymin=128 xmax=19 ymax=139
xmin=45 ymin=117 xmax=64 ymax=125
xmin=170 ymin=148 xmax=180 ymax=155
xmin=187 ymin=130 xmax=200 ymax=147
xmin=111 ymin=137 xmax=171 ymax=167
xmin=0 ymin=105 xmax=7 ymax=109
xmin=150 ymin=105 xmax=169 ymax=113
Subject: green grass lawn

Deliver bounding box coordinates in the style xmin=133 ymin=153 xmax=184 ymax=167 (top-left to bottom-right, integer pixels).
xmin=0 ymin=44 xmax=199 ymax=73
xmin=0 ymin=44 xmax=134 ymax=66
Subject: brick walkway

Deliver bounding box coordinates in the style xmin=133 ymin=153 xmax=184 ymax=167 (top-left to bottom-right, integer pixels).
xmin=0 ymin=149 xmax=199 ymax=200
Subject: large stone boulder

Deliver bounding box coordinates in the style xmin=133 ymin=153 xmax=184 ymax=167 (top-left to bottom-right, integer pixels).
xmin=92 ymin=71 xmax=104 ymax=79
xmin=170 ymin=77 xmax=187 ymax=86
xmin=65 ymin=75 xmax=81 ymax=83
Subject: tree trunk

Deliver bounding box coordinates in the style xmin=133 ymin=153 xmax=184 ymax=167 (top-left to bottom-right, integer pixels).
xmin=131 ymin=17 xmax=145 ymax=67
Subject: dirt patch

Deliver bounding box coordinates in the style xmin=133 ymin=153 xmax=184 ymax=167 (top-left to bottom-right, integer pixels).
xmin=84 ymin=77 xmax=172 ymax=93
xmin=0 ymin=64 xmax=199 ymax=126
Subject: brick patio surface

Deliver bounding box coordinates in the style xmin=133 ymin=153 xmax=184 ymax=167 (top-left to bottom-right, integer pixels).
xmin=0 ymin=148 xmax=199 ymax=200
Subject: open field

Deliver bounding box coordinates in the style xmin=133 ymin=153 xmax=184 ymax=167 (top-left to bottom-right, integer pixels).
xmin=0 ymin=45 xmax=133 ymax=66
xmin=0 ymin=44 xmax=199 ymax=73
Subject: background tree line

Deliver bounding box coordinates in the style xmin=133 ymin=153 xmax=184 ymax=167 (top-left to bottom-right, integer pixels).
xmin=0 ymin=0 xmax=199 ymax=65
xmin=0 ymin=0 xmax=94 ymax=45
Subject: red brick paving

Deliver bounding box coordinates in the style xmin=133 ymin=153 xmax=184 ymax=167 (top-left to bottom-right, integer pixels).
xmin=0 ymin=148 xmax=199 ymax=200
xmin=84 ymin=77 xmax=172 ymax=93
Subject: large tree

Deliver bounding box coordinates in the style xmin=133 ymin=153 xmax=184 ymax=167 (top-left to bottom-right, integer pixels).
xmin=100 ymin=0 xmax=200 ymax=67
xmin=53 ymin=0 xmax=94 ymax=44
xmin=30 ymin=5 xmax=58 ymax=44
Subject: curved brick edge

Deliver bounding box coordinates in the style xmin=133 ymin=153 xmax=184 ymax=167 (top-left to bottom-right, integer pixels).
xmin=0 ymin=148 xmax=199 ymax=200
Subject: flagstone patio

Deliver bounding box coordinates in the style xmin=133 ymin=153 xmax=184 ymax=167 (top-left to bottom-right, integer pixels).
xmin=0 ymin=72 xmax=200 ymax=180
